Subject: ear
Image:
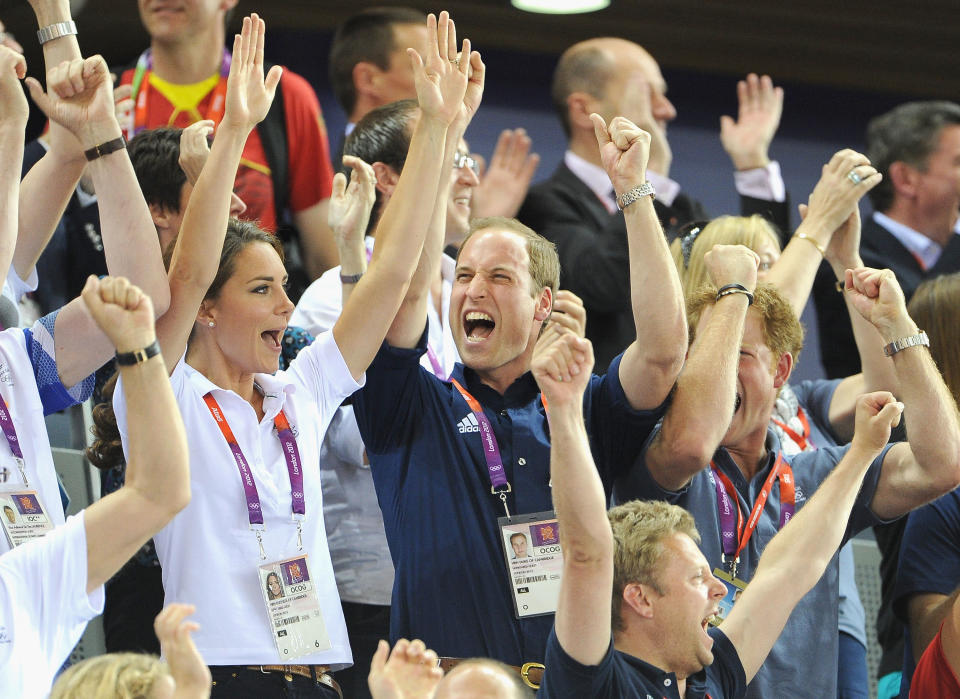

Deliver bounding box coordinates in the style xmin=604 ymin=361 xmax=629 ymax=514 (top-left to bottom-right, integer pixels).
xmin=352 ymin=61 xmax=379 ymax=98
xmin=534 ymin=286 xmax=553 ymax=323
xmin=196 ymin=298 xmax=217 ymax=329
xmin=888 ymin=161 xmax=921 ymax=201
xmin=371 ymin=161 xmax=400 ymax=197
xmin=148 ymin=202 xmax=174 ymax=231
xmin=622 ymin=582 xmax=657 ymax=620
xmin=566 ymin=91 xmax=598 ymax=133
xmin=221 ymin=0 xmax=239 ymax=12
xmin=773 ymin=351 xmax=794 ymax=389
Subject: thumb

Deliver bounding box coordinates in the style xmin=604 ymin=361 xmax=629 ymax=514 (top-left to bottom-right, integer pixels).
xmin=80 ymin=275 xmax=102 ymax=313
xmin=24 ymin=77 xmax=54 ymax=116
xmin=797 ymin=203 xmax=809 ymax=221
xmin=719 ymin=114 xmax=734 ymax=135
xmin=331 ymin=171 xmax=347 ymax=201
xmin=590 ymin=113 xmax=610 ymax=147
xmin=877 ymin=400 xmax=904 ymax=428
xmin=263 ymin=64 xmax=282 ymax=98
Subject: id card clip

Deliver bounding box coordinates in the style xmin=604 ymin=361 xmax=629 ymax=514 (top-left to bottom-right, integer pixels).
xmin=250 ymin=522 xmax=267 ymax=560
xmin=722 ymin=553 xmax=739 ymax=579
xmin=492 ymin=483 xmax=512 ymax=518
xmin=292 ymin=514 xmax=305 ymax=551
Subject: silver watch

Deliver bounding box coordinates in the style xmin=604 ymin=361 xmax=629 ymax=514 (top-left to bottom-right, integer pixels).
xmin=616 ymin=182 xmax=656 ymax=210
xmin=36 ymin=21 xmax=77 ymax=45
xmin=883 ymin=330 xmax=929 ymax=357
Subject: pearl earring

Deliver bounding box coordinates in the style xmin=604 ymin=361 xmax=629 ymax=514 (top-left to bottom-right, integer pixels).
xmin=208 ymin=321 xmax=215 ymax=327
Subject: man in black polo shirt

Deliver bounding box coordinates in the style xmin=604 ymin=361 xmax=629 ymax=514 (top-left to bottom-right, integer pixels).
xmin=534 ymin=316 xmax=906 ymax=698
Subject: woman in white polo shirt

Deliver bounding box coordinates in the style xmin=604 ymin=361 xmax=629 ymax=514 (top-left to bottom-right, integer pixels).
xmin=111 ymin=13 xmax=478 ymax=697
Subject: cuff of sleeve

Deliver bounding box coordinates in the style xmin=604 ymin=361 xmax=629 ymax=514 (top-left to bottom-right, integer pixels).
xmin=734 ymin=161 xmax=786 ymax=202
xmin=645 ymin=169 xmax=681 ymax=207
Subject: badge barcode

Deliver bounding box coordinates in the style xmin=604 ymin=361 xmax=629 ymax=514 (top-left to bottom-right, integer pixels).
xmin=278 ymin=615 xmax=300 ymax=627
xmin=516 ymin=575 xmax=547 ymax=584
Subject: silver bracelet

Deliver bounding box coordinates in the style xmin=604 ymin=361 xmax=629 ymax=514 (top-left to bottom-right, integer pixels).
xmin=37 ymin=20 xmax=77 ymax=45
xmin=616 ymin=182 xmax=656 ymax=210
xmin=883 ymin=330 xmax=929 ymax=357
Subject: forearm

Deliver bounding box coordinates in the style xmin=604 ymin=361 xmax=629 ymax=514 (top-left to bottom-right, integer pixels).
xmin=648 ymin=295 xmax=747 ymax=488
xmin=292 ymin=201 xmax=338 ymax=280
xmin=625 ymin=197 xmax=685 ymax=361
xmin=0 ymin=126 xmax=24 ymax=278
xmin=912 ymin=589 xmax=960 ymax=663
xmin=121 ymin=350 xmax=190 ymax=516
xmin=169 ymin=125 xmax=249 ymax=291
xmin=15 ymin=148 xmax=84 ymax=277
xmin=893 ymin=339 xmax=960 ymax=482
xmin=755 ymin=443 xmax=876 ymax=594
xmin=552 ymin=400 xmax=611 ymax=560
xmin=765 ymin=225 xmax=827 ymax=315
xmin=88 ymin=150 xmax=170 ymax=314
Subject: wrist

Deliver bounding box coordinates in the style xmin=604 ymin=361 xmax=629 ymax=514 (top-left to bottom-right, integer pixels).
xmin=848 ymin=440 xmax=883 ymax=463
xmin=730 ymin=152 xmax=771 ymax=171
xmin=32 ymin=2 xmax=73 ymax=27
xmin=878 ymin=318 xmax=920 ymax=346
xmin=78 ymin=123 xmax=123 ymax=152
xmin=114 ymin=335 xmax=159 ymax=359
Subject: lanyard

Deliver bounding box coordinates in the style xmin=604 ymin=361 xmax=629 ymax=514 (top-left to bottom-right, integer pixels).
xmin=709 ymin=452 xmax=795 ymax=577
xmin=202 ymin=392 xmax=306 ymax=558
xmin=425 ymin=344 xmax=446 ymax=380
xmin=0 ymin=395 xmax=27 ymax=485
xmin=772 ymin=406 xmax=812 ymax=451
xmin=129 ymin=48 xmax=232 ymax=137
xmin=450 ymin=378 xmax=513 ymax=517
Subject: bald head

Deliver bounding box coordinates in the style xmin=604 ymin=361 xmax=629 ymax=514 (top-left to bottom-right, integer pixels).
xmin=552 ymin=38 xmax=663 ymax=138
xmin=434 ymin=660 xmax=532 ymax=699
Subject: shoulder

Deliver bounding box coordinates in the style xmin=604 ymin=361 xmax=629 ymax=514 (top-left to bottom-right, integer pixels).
xmin=277 ymin=68 xmax=320 ymax=101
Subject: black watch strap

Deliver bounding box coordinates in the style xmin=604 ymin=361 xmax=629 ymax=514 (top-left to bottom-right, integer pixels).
xmin=115 ymin=340 xmax=161 ymax=366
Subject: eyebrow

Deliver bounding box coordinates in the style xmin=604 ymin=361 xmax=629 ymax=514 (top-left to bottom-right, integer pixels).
xmin=246 ymin=275 xmax=289 ymax=284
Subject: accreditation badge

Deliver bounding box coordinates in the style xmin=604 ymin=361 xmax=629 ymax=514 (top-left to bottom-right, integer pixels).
xmin=710 ymin=567 xmax=748 ymax=626
xmin=498 ymin=511 xmax=563 ymax=618
xmin=0 ymin=490 xmax=52 ymax=547
xmin=258 ymin=554 xmax=331 ymax=659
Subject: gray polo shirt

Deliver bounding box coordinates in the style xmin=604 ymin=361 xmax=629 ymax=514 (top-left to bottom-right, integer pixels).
xmin=614 ymin=426 xmax=893 ymax=699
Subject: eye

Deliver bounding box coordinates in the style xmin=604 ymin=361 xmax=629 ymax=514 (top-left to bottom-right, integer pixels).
xmin=456 ymin=272 xmax=473 ymax=282
xmin=758 ymin=261 xmax=773 ymax=272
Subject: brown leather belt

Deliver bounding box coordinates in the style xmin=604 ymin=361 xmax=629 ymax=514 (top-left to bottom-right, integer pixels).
xmin=247 ymin=665 xmax=342 ymax=697
xmin=438 ymin=656 xmax=545 ymax=689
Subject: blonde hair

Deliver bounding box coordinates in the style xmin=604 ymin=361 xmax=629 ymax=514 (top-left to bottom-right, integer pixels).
xmin=687 ymin=282 xmax=804 ymax=370
xmin=607 ymin=500 xmax=700 ymax=633
xmin=671 ymin=215 xmax=781 ymax=298
xmin=908 ymin=273 xmax=960 ymax=406
xmin=50 ymin=653 xmax=169 ymax=698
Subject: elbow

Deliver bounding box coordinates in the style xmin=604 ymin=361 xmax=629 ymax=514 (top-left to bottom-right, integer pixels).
xmin=165 ymin=482 xmax=191 ymax=522
xmin=562 ymin=532 xmax=614 ymax=569
xmin=149 ymin=284 xmax=172 ymax=317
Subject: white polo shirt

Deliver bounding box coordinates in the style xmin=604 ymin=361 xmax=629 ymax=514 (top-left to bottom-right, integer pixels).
xmin=0 ymin=314 xmax=96 ymax=556
xmin=114 ymin=330 xmax=363 ymax=667
xmin=0 ymin=511 xmax=104 ymax=698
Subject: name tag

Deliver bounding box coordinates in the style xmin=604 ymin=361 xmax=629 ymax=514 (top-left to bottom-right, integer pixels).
xmin=259 ymin=554 xmax=331 ymax=659
xmin=499 ymin=511 xmax=563 ymax=619
xmin=0 ymin=490 xmax=52 ymax=548
xmin=710 ymin=567 xmax=748 ymax=627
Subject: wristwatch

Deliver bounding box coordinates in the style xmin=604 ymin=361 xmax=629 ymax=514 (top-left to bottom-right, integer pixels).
xmin=883 ymin=331 xmax=929 ymax=357
xmin=616 ymin=182 xmax=656 ymax=210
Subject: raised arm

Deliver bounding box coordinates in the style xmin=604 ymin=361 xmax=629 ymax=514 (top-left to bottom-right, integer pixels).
xmin=532 ymin=322 xmax=611 ymax=665
xmin=847 ymin=267 xmax=960 ymax=519
xmin=590 ymin=114 xmax=687 ymax=410
xmin=15 ymin=0 xmax=86 ymax=280
xmin=157 ymin=14 xmax=282 ymax=372
xmin=80 ymin=276 xmax=189 ymax=593
xmin=644 ymin=245 xmax=759 ymax=491
xmin=25 ymin=55 xmax=171 ymax=387
xmin=0 ymin=48 xmax=28 ymax=280
xmin=719 ymin=73 xmax=783 ymax=173
xmin=331 ymin=155 xmax=377 ymax=309
xmin=723 ymin=391 xmax=903 ymax=682
xmin=334 ymin=11 xmax=472 ymax=376
xmin=385 ymin=48 xmax=482 ymax=350
xmin=766 ymin=149 xmax=879 ymax=315
xmin=470 ymin=128 xmax=539 ymax=219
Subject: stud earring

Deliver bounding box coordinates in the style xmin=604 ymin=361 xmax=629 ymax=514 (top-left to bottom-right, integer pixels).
xmin=208 ymin=321 xmax=215 ymax=327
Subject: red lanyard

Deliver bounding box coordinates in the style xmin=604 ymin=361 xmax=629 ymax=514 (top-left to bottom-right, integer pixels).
xmin=771 ymin=406 xmax=812 ymax=451
xmin=710 ymin=452 xmax=795 ymax=577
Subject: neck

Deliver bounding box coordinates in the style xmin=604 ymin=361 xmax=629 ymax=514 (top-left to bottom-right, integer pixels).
xmin=568 ymin=132 xmax=603 ymax=168
xmin=474 ymin=362 xmax=527 ymax=396
xmin=884 ymin=202 xmax=957 ymax=248
xmin=615 ymin=632 xmax=686 ymax=694
xmin=150 ymin=32 xmax=225 ymax=84
xmin=186 ymin=338 xmax=258 ymax=407
xmin=723 ymin=431 xmax=769 ymax=481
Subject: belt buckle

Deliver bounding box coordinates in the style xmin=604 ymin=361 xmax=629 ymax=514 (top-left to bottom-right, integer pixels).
xmin=520 ymin=661 xmax=544 ymax=689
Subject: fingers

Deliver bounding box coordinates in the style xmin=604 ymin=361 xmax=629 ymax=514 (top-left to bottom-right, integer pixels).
xmin=368 ymin=639 xmax=389 ymax=676
xmin=878 ymin=400 xmax=904 ymax=429
xmin=331 ymin=171 xmax=348 ymax=202
xmin=154 ymin=602 xmax=197 ymax=641
xmin=551 ymin=290 xmax=586 ymax=336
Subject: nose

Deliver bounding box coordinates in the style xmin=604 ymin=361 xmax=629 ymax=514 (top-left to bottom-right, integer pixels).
xmin=653 ymin=93 xmax=677 ymax=123
xmin=708 ymin=572 xmax=727 ymax=599
xmin=278 ymin=287 xmax=295 ymax=316
xmin=459 ymin=159 xmax=480 ymax=187
xmin=464 ymin=273 xmax=487 ymax=299
xmin=229 ymin=191 xmax=247 ymax=217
